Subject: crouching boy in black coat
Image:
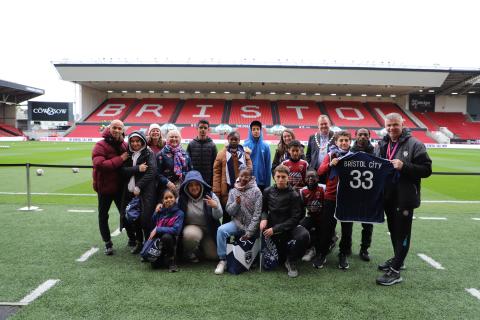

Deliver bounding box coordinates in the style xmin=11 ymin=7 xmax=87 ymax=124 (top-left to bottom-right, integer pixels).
xmin=260 ymin=165 xmax=310 ymax=278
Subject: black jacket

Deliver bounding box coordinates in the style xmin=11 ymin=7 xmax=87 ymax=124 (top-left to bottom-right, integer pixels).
xmin=375 ymin=130 xmax=432 ymax=209
xmin=306 ymin=131 xmax=335 ymax=171
xmin=186 ymin=137 xmax=218 ymax=186
xmin=121 ymin=131 xmax=157 ymax=232
xmin=261 ymin=185 xmax=303 ymax=234
xmin=351 ymin=141 xmax=374 ymax=154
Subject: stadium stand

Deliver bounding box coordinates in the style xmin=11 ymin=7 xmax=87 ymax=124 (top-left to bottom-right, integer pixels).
xmin=366 ymin=102 xmax=419 ymax=129
xmin=84 ymin=98 xmax=138 ymax=123
xmin=233 ymin=127 xmax=278 ymax=142
xmin=276 ymin=100 xmax=321 ymax=126
xmin=411 ymin=111 xmax=439 ymax=131
xmin=0 ymin=123 xmax=24 ymax=136
xmin=66 ymin=124 xmax=102 ymax=137
xmin=122 ymin=98 xmax=179 ymax=124
xmin=323 ymin=101 xmax=381 ymax=128
xmin=426 ymin=112 xmax=480 ymax=140
xmin=175 ymin=99 xmax=225 ymax=125
xmin=410 ymin=130 xmax=437 ymax=143
xmin=229 ymin=100 xmax=273 ymax=125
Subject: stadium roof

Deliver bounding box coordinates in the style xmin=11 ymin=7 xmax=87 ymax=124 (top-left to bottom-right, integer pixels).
xmin=0 ymin=80 xmax=45 ymax=105
xmin=53 ymin=63 xmax=480 ymax=97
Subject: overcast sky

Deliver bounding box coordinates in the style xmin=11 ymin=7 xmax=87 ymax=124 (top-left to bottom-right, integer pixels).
xmin=1 ymin=0 xmax=479 ymax=102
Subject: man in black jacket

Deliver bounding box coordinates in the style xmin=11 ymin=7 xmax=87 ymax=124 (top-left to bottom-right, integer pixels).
xmin=187 ymin=119 xmax=218 ymax=186
xmin=260 ymin=165 xmax=310 ymax=278
xmin=306 ymin=115 xmax=335 ymax=183
xmin=375 ymin=113 xmax=432 ymax=286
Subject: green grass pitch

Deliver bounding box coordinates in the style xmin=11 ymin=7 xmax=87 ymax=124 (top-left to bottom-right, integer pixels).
xmin=0 ymin=141 xmax=479 ymax=319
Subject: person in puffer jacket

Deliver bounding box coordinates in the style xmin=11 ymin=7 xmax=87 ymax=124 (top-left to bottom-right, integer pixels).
xmin=91 ymin=119 xmax=128 ymax=255
xmin=149 ymin=189 xmax=184 ymax=272
xmin=120 ymin=130 xmax=157 ymax=254
xmin=214 ymin=166 xmax=262 ymax=275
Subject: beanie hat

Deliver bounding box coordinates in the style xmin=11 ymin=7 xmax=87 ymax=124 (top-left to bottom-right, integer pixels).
xmin=148 ymin=123 xmax=161 ymax=134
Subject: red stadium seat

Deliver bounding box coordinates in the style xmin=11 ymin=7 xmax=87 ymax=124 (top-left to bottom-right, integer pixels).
xmin=175 ymin=99 xmax=225 ymax=125
xmin=324 ymin=101 xmax=380 ymax=128
xmin=229 ymin=100 xmax=273 ymax=125
xmin=123 ymin=99 xmax=179 ymax=124
xmin=367 ymin=102 xmax=418 ymax=129
xmin=277 ymin=100 xmax=321 ymax=126
xmin=66 ymin=125 xmax=103 ymax=137
xmin=411 ymin=112 xmax=439 ymax=131
xmin=0 ymin=123 xmax=23 ymax=136
xmin=410 ymin=131 xmax=437 ymax=143
xmin=84 ymin=98 xmax=138 ymax=123
xmin=425 ymin=112 xmax=480 ymax=140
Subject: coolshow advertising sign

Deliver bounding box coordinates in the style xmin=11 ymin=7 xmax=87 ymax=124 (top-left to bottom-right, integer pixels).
xmin=28 ymin=101 xmax=72 ymax=121
xmin=409 ymin=94 xmax=435 ymax=112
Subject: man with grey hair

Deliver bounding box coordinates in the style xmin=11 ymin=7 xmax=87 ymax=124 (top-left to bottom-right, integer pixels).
xmin=92 ymin=119 xmax=129 ymax=255
xmin=306 ymin=115 xmax=335 ymax=174
xmin=375 ymin=113 xmax=432 ymax=285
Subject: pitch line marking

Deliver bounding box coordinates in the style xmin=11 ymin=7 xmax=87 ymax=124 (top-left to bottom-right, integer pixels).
xmin=68 ymin=209 xmax=95 ymax=213
xmin=418 ymin=217 xmax=447 ymax=220
xmin=466 ymin=288 xmax=480 ymax=301
xmin=111 ymin=228 xmax=121 ymax=237
xmin=472 ymin=218 xmax=480 ymax=221
xmin=18 ymin=279 xmax=60 ymax=304
xmin=422 ymin=200 xmax=480 ymax=204
xmin=417 ymin=253 xmax=445 ymax=270
xmin=0 ymin=192 xmax=95 ymax=197
xmin=0 ymin=302 xmax=28 ymax=306
xmin=76 ymin=247 xmax=99 ymax=262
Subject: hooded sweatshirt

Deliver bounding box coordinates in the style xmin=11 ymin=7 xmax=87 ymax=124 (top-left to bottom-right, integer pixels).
xmin=243 ymin=128 xmax=271 ymax=188
xmin=226 ymin=176 xmax=263 ymax=238
xmin=127 ymin=132 xmax=147 ymax=193
xmin=178 ymin=170 xmax=223 ymax=232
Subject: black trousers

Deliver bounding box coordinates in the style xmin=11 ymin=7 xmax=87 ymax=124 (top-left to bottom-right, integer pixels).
xmin=338 ymin=222 xmax=373 ymax=255
xmin=318 ymin=199 xmax=338 ymax=256
xmin=151 ymin=233 xmax=177 ymax=268
xmin=97 ymin=192 xmax=123 ymax=244
xmin=385 ymin=204 xmax=414 ymax=271
xmin=300 ymin=216 xmax=321 ymax=251
xmin=271 ymin=225 xmax=310 ymax=263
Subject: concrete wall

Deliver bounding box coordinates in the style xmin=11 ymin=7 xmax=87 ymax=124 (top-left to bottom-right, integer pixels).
xmin=435 ymin=95 xmax=467 ymax=113
xmin=0 ymin=105 xmax=17 ymax=126
xmin=80 ymin=86 xmax=106 ymax=120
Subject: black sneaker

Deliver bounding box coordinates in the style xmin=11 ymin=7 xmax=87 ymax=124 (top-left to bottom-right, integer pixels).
xmin=312 ymin=254 xmax=326 ymax=269
xmin=284 ymin=260 xmax=298 ymax=278
xmin=104 ymin=241 xmax=113 ymax=256
xmin=168 ymin=258 xmax=178 ymax=273
xmin=376 ymin=267 xmax=403 ymax=286
xmin=378 ymin=258 xmax=405 ymax=271
xmin=130 ymin=242 xmax=143 ymax=254
xmin=359 ymin=249 xmax=370 ymax=262
xmin=338 ymin=253 xmax=349 ymax=270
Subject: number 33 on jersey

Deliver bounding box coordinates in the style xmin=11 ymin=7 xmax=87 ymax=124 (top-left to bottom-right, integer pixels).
xmin=331 ymin=151 xmax=397 ymax=223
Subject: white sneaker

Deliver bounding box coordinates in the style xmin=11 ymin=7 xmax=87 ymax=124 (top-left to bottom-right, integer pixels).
xmin=214 ymin=260 xmax=226 ymax=275
xmin=302 ymin=247 xmax=316 ymax=262
xmin=284 ymin=260 xmax=298 ymax=278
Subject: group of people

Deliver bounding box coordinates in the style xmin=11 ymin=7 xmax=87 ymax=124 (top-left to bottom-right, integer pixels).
xmin=92 ymin=112 xmax=431 ymax=285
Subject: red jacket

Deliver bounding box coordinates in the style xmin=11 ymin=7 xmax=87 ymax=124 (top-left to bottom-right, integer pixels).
xmin=317 ymin=152 xmax=338 ymax=201
xmin=92 ymin=130 xmax=127 ymax=195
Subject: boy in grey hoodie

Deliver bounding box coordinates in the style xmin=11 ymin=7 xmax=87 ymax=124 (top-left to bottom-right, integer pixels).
xmin=214 ymin=166 xmax=262 ymax=274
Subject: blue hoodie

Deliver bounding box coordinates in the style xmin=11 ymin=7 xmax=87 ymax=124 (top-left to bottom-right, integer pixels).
xmin=244 ymin=128 xmax=271 ymax=188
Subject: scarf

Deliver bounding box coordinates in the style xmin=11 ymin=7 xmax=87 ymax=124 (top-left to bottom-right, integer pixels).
xmin=164 ymin=143 xmax=187 ymax=180
xmin=226 ymin=145 xmax=246 ymax=188
xmin=128 ymin=150 xmax=141 ymax=192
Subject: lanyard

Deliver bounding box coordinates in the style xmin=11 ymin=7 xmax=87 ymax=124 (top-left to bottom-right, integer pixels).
xmin=386 ymin=141 xmax=398 ymax=160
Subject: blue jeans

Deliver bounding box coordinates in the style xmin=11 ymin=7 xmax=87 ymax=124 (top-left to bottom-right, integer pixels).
xmin=216 ymin=221 xmax=244 ymax=260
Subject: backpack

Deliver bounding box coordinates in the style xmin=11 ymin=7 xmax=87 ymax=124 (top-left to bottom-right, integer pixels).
xmin=140 ymin=238 xmax=163 ymax=262
xmin=125 ymin=197 xmax=141 ymax=223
